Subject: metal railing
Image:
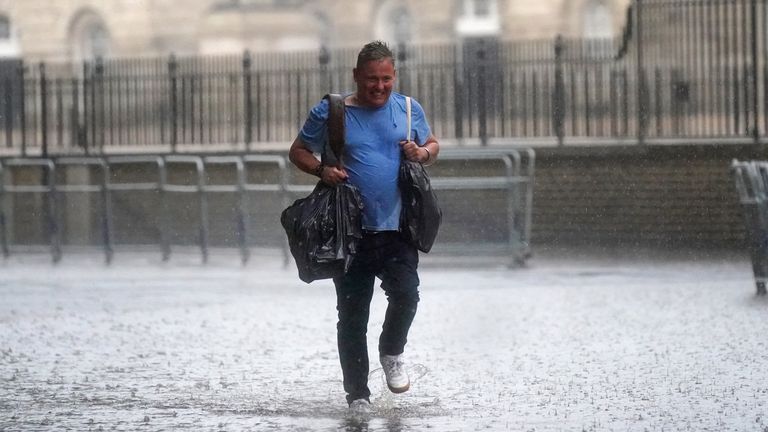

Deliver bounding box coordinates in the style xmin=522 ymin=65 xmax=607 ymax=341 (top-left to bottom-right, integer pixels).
xmin=0 ymin=149 xmax=535 ymax=266
xmin=1 ymin=0 xmax=766 ymax=156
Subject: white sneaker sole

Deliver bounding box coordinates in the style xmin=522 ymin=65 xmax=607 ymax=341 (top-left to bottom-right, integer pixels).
xmin=387 ymin=381 xmax=410 ymax=393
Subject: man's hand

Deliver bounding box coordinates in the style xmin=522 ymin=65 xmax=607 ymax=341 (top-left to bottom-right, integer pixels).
xmin=400 ymin=140 xmax=429 ymax=163
xmin=320 ymin=165 xmax=348 ymax=186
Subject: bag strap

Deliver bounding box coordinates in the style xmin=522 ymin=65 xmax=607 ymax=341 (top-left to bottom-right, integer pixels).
xmin=323 ymin=93 xmax=345 ymax=167
xmin=405 ymin=96 xmax=412 ymax=142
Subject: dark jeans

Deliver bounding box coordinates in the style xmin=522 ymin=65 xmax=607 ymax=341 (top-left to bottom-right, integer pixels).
xmin=334 ymin=231 xmax=420 ymax=404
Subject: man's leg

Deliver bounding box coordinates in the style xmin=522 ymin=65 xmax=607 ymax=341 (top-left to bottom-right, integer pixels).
xmin=378 ymin=234 xmax=420 ymax=356
xmin=335 ymin=268 xmax=375 ymax=405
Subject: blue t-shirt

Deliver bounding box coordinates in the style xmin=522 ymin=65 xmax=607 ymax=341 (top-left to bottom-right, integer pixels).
xmin=299 ymin=92 xmax=432 ymax=231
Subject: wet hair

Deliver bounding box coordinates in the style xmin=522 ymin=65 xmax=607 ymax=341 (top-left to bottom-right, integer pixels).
xmin=356 ymin=40 xmax=395 ymax=70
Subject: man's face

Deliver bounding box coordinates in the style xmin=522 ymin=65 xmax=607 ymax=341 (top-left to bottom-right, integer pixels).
xmin=353 ymin=58 xmax=396 ymax=108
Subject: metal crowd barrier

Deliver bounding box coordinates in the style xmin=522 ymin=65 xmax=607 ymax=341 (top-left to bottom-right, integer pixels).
xmin=104 ymin=156 xmax=170 ymax=263
xmin=0 ymin=149 xmax=535 ymax=267
xmin=731 ymin=159 xmax=768 ymax=295
xmin=429 ymin=148 xmax=535 ymax=266
xmin=241 ymin=155 xmax=290 ymax=267
xmin=56 ymin=157 xmax=112 ymax=263
xmin=163 ymin=155 xmax=210 ymax=262
xmin=1 ymin=158 xmax=61 ymax=262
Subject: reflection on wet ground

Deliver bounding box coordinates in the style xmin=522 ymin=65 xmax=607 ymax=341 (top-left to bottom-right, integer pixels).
xmin=1 ymin=252 xmax=766 ymax=431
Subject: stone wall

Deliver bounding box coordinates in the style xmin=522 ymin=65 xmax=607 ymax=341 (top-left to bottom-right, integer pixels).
xmin=0 ymin=0 xmax=630 ymax=61
xmin=531 ymin=144 xmax=765 ymax=250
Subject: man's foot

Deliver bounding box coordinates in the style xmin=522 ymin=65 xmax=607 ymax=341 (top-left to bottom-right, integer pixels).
xmin=348 ymin=398 xmax=371 ymax=419
xmin=380 ymin=354 xmax=410 ymax=393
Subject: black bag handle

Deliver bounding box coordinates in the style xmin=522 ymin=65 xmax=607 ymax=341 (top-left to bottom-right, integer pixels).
xmin=322 ymin=93 xmax=345 ymax=167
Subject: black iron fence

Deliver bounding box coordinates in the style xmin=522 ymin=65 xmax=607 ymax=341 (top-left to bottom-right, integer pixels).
xmin=0 ymin=0 xmax=766 ymax=157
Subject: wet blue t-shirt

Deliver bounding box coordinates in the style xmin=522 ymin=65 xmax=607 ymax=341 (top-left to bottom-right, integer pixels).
xmin=299 ymin=92 xmax=432 ymax=231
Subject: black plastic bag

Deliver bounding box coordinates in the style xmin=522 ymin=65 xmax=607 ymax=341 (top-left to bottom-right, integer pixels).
xmin=399 ymin=160 xmax=442 ymax=253
xmin=280 ymin=181 xmax=364 ymax=283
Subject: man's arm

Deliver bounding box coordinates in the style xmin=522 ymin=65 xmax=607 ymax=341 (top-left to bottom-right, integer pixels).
xmin=288 ymin=136 xmax=348 ymax=185
xmin=400 ymin=134 xmax=440 ymax=165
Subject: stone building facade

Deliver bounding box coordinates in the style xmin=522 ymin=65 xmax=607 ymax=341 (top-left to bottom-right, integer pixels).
xmin=0 ymin=0 xmax=630 ymax=62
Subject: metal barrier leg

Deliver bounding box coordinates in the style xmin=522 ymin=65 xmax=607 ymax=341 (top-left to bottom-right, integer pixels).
xmin=732 ymin=160 xmax=768 ymax=296
xmin=57 ymin=157 xmax=113 ymax=264
xmin=199 ymin=196 xmax=209 ymax=263
xmin=201 ymin=156 xmax=252 ymax=265
xmin=0 ymin=162 xmax=7 ymax=259
xmin=506 ymin=151 xmax=525 ymax=267
xmin=280 ymin=161 xmax=291 ymax=269
xmin=235 ymin=158 xmax=250 ymax=265
xmin=198 ymin=171 xmax=209 ymax=265
xmin=236 ymin=200 xmax=249 ymax=265
xmin=522 ymin=148 xmax=536 ymax=259
xmin=164 ymin=156 xmax=209 ymax=264
xmin=158 ymin=159 xmax=171 ymax=262
xmin=100 ymin=164 xmax=114 ymax=265
xmin=0 ymin=211 xmax=6 ymax=259
xmin=749 ymin=203 xmax=768 ymax=296
xmin=242 ymin=154 xmax=290 ymax=269
xmin=45 ymin=162 xmax=62 ymax=263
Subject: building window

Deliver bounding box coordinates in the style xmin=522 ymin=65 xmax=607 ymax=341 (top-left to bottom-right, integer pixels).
xmin=83 ymin=23 xmax=109 ymax=58
xmin=390 ymin=7 xmax=411 ymax=45
xmin=0 ymin=15 xmax=10 ymax=40
xmin=69 ymin=10 xmax=111 ymax=62
xmin=582 ymin=0 xmax=614 ymax=58
xmin=473 ymin=0 xmax=492 ymax=17
xmin=456 ymin=0 xmax=500 ymax=37
xmin=582 ymin=0 xmax=613 ymax=39
xmin=314 ymin=11 xmax=332 ymax=48
xmin=463 ymin=0 xmax=496 ymax=19
xmin=0 ymin=14 xmax=21 ymax=58
xmin=374 ymin=2 xmax=412 ymax=47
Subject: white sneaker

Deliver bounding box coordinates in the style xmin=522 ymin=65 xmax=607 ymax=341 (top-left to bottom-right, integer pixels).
xmin=380 ymin=354 xmax=410 ymax=393
xmin=348 ymin=398 xmax=371 ymax=418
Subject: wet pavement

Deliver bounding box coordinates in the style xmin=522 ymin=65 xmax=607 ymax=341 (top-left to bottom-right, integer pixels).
xmin=1 ymin=249 xmax=766 ymax=431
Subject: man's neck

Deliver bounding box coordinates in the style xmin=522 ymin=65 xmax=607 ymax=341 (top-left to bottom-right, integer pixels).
xmin=346 ymin=92 xmax=390 ymax=109
xmin=346 ymin=93 xmax=361 ymax=107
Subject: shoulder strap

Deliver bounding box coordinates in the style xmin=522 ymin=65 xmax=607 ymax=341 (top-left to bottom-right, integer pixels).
xmin=323 ymin=93 xmax=345 ymax=167
xmin=405 ymin=96 xmax=412 ymax=142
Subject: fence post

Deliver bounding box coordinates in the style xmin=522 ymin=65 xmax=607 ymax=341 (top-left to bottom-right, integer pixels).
xmin=0 ymin=162 xmax=7 ymax=258
xmin=45 ymin=161 xmax=61 ymax=263
xmin=553 ymin=35 xmax=566 ymax=146
xmin=319 ymin=45 xmax=331 ymax=91
xmin=100 ymin=160 xmax=114 ymax=265
xmin=750 ymin=0 xmax=760 ymax=144
xmin=81 ymin=61 xmax=90 ymax=154
xmin=243 ymin=50 xmax=253 ymax=151
xmin=95 ymin=57 xmax=105 ymax=153
xmin=168 ymin=54 xmax=178 ymax=153
xmin=18 ymin=61 xmax=26 ymax=157
xmin=71 ymin=77 xmax=82 ymax=151
xmin=477 ymin=44 xmax=488 ymax=146
xmin=3 ymin=77 xmax=11 ymax=152
xmin=635 ymin=0 xmax=648 ymax=144
xmin=39 ymin=62 xmax=49 ymax=158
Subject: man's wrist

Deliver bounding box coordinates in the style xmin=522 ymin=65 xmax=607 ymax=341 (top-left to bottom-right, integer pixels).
xmin=422 ymin=147 xmax=431 ymax=164
xmin=312 ymin=163 xmax=325 ymax=177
